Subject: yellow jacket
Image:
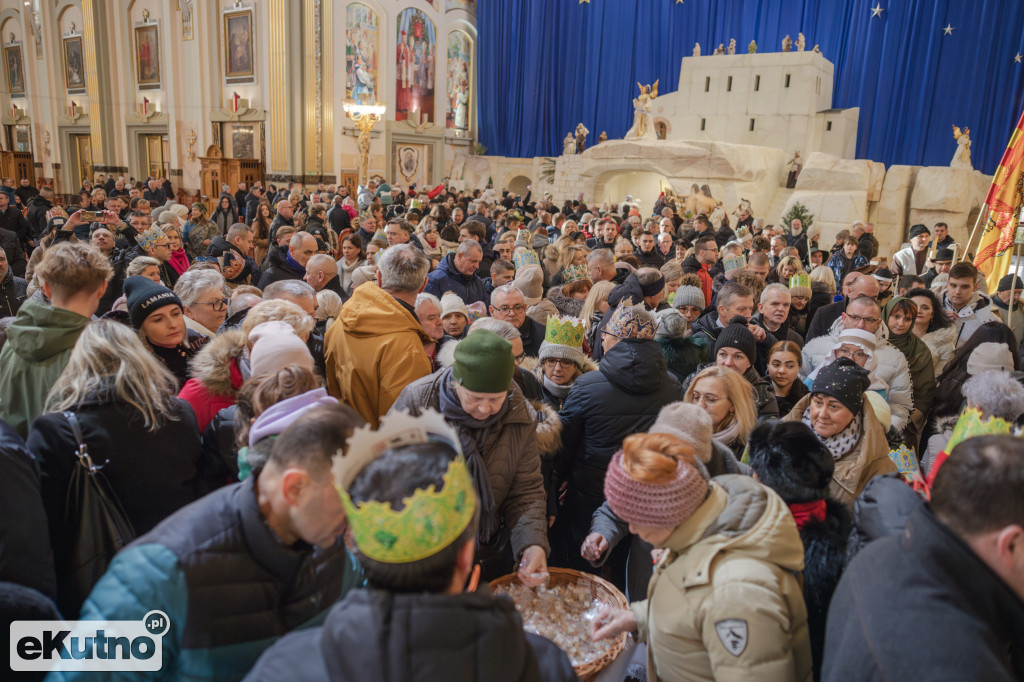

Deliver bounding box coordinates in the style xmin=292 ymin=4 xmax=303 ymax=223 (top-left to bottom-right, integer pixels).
xmin=324 ymin=283 xmax=431 ymax=427
xmin=631 ymin=476 xmax=812 ymax=682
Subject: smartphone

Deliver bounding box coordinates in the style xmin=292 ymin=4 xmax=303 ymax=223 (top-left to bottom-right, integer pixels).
xmin=80 ymin=210 xmax=101 ymax=222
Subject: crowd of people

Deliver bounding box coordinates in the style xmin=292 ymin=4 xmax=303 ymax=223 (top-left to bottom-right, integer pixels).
xmin=0 ymin=172 xmax=1022 ymax=681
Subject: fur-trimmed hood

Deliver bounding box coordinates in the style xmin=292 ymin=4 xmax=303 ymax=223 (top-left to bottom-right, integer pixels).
xmin=529 ymin=397 xmax=562 ymax=459
xmin=187 ymin=328 xmax=247 ymax=395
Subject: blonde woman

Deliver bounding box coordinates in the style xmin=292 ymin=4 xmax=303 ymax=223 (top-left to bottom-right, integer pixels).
xmin=771 ymin=255 xmax=803 ymax=284
xmin=27 ymin=320 xmax=216 ymax=617
xmin=684 ymin=365 xmax=758 ymax=459
xmin=581 ymin=280 xmax=615 ymax=336
xmin=551 ymin=244 xmax=586 ymax=287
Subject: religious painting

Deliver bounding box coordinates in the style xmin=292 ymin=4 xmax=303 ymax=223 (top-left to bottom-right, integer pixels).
xmin=229 ymin=125 xmax=256 ymax=159
xmin=224 ymin=8 xmax=254 ymax=82
xmin=393 ymin=142 xmax=431 ymax=188
xmin=445 ymin=0 xmax=475 ymax=13
xmin=62 ymin=35 xmax=86 ymax=93
xmin=446 ymin=31 xmax=472 ymax=131
xmin=14 ymin=125 xmax=30 ymax=152
xmin=395 ymin=9 xmax=435 ymax=122
xmin=134 ymin=24 xmax=161 ymax=90
xmin=4 ymin=44 xmax=24 ymax=96
xmin=345 ymin=3 xmax=378 ymax=102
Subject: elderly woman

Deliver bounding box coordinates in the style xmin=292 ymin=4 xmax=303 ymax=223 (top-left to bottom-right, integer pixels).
xmin=591 ymin=432 xmax=812 ymax=681
xmin=524 ymin=316 xmax=598 ymax=411
xmin=389 ymin=328 xmax=549 ymax=584
xmin=123 ymin=275 xmax=206 ymax=386
xmin=174 ymin=268 xmax=229 ymax=338
xmin=806 ymin=327 xmax=892 ymax=429
xmin=783 ymin=358 xmax=895 ymax=505
xmin=186 ymin=202 xmax=218 ymax=259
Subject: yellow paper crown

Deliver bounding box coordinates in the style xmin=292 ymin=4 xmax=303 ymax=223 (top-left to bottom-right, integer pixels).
xmin=544 ymin=315 xmax=585 ymax=348
xmin=562 ymin=263 xmax=589 ymax=284
xmin=944 ymin=407 xmax=1012 ymax=454
xmin=789 ymin=273 xmax=811 ymax=290
xmin=332 ymin=409 xmax=478 ymax=564
xmin=340 ymin=455 xmax=477 ymax=564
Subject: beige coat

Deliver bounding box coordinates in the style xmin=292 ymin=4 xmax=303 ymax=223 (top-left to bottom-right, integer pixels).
xmin=783 ymin=395 xmax=896 ymax=505
xmin=631 ymin=476 xmax=812 ymax=682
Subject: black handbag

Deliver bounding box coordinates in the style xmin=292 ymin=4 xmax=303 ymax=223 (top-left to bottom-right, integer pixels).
xmin=61 ymin=411 xmax=136 ymax=613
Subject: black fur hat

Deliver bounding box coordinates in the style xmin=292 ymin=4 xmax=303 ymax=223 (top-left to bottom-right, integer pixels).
xmin=747 ymin=421 xmax=834 ymax=503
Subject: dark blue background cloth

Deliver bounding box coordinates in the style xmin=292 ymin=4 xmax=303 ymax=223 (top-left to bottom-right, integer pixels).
xmin=478 ymin=0 xmax=1024 ymax=173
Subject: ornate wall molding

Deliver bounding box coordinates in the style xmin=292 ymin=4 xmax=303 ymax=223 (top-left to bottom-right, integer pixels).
xmin=269 ymin=0 xmax=287 ymax=172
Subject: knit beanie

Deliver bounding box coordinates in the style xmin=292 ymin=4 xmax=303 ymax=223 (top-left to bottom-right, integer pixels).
xmin=673 ymin=285 xmax=706 ymax=310
xmin=835 ymin=328 xmax=876 ymax=352
xmin=124 ymin=275 xmax=181 ymax=330
xmin=440 ymin=292 xmax=469 ymax=320
xmin=248 ymin=387 xmax=337 ymax=446
xmin=513 ymin=264 xmax=544 ymax=304
xmin=538 ymin=316 xmax=587 ymax=368
xmin=605 ymin=298 xmax=656 ymax=340
xmin=908 ymin=224 xmax=930 ymax=239
xmin=713 ymin=317 xmax=756 ymax=366
xmin=811 ymin=357 xmax=870 ymax=415
xmin=604 ymin=450 xmax=708 ymax=528
xmin=649 ymin=402 xmax=713 ymax=463
xmin=747 ymin=421 xmax=833 ymax=503
xmin=998 ymin=274 xmax=1023 ymax=292
xmin=966 ymin=342 xmax=1015 ymax=376
xmin=452 ymin=329 xmax=514 ymax=393
xmin=248 ymin=321 xmax=315 ymax=377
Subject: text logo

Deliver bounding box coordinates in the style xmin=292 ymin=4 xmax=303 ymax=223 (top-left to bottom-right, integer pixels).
xmin=10 ymin=611 xmax=169 ymax=672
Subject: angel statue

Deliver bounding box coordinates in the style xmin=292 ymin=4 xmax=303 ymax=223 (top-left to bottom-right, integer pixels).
xmin=693 ymin=42 xmax=701 ymax=56
xmin=782 ymin=35 xmax=792 ymax=52
xmin=748 ymin=40 xmax=757 ymax=53
xmin=796 ymin=33 xmax=806 ymax=51
xmin=625 ymin=80 xmax=659 ymax=140
xmin=563 ymin=132 xmax=575 ymax=156
xmin=951 ymin=126 xmax=973 ymax=170
xmin=727 ymin=38 xmax=736 ymax=54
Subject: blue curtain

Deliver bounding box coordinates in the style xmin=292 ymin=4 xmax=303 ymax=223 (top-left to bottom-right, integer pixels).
xmin=477 ymin=0 xmax=1024 ymax=174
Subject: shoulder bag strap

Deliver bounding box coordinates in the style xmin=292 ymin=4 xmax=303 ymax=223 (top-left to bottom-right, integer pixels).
xmin=63 ymin=410 xmax=97 ymax=472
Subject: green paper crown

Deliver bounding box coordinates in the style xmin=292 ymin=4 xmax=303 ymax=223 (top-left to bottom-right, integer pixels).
xmin=562 ymin=263 xmax=589 ymax=284
xmin=945 ymin=407 xmax=1012 ymax=454
xmin=340 ymin=455 xmax=477 ymax=564
xmin=515 ymin=228 xmax=531 ymax=242
xmin=789 ymin=273 xmax=811 ymax=290
xmin=544 ymin=315 xmax=585 ymax=348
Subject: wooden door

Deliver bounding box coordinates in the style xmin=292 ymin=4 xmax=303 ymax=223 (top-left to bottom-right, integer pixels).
xmin=340 ymin=172 xmax=357 ymax=198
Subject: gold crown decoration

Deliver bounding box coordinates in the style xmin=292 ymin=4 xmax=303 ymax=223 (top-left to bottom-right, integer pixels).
xmin=514 ymin=248 xmax=540 ymax=270
xmin=944 ymin=407 xmax=1012 ymax=455
xmin=515 ymin=228 xmax=532 ymax=243
xmin=340 ymin=455 xmax=477 ymax=564
xmin=562 ymin=263 xmax=590 ymax=284
xmin=544 ymin=315 xmax=585 ymax=348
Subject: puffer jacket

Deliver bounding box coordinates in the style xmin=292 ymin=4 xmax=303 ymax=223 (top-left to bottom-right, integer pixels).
xmin=844 ymin=474 xmax=924 ymax=564
xmin=58 ymin=476 xmax=363 ymax=682
xmin=0 ymin=267 xmax=27 ymax=316
xmin=178 ymin=329 xmax=247 ymax=433
xmin=423 ymin=252 xmax=488 ymax=305
xmin=783 ymin=395 xmax=896 ymax=505
xmin=0 ymin=300 xmax=90 ymax=438
xmin=631 ymin=475 xmax=812 ymax=682
xmin=243 ymin=589 xmax=577 ymax=682
xmin=325 ymin=283 xmax=432 ymax=428
xmin=801 ymin=316 xmax=915 ymax=432
xmin=943 ymin=290 xmax=998 ymax=347
xmin=389 ymin=370 xmax=548 ymax=561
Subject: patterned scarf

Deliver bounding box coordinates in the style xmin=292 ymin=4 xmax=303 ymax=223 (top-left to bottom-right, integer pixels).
xmin=802 ymin=407 xmax=862 ymax=460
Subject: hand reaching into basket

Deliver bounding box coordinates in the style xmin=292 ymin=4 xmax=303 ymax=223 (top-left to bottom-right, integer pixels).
xmin=518 ymin=545 xmax=549 ymax=587
xmin=593 ymin=606 xmax=638 ymax=642
xmin=581 ymin=533 xmax=609 ymax=562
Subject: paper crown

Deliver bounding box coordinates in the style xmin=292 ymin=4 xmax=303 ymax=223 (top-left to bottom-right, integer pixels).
xmin=515 ymin=228 xmax=532 ymax=243
xmin=514 ymin=248 xmax=540 ymax=270
xmin=562 ymin=263 xmax=589 ymax=284
xmin=506 ymin=210 xmax=524 ymax=223
xmin=723 ymin=253 xmax=747 ymax=272
xmin=358 ymin=210 xmax=376 ymax=227
xmin=789 ymin=273 xmax=811 ymax=290
xmin=944 ymin=407 xmax=1012 ymax=455
xmin=333 ymin=409 xmax=477 ymax=564
xmin=136 ymin=226 xmax=167 ymax=251
xmin=606 ymin=298 xmax=656 ymax=340
xmin=888 ymin=444 xmax=930 ymax=499
xmin=544 ymin=315 xmax=585 ymax=348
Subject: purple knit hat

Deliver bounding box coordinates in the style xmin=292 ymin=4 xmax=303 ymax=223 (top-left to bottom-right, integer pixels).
xmin=249 ymin=387 xmax=338 ymax=446
xmin=604 ymin=451 xmax=708 ymax=528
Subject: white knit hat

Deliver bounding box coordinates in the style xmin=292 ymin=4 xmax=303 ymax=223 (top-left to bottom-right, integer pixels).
xmin=440 ymin=292 xmax=469 ymax=320
xmin=967 ymin=342 xmax=1015 ymax=376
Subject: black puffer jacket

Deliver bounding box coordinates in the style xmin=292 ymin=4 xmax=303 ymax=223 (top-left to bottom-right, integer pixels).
xmin=844 ymin=474 xmax=924 ymax=565
xmin=557 ymin=338 xmax=683 ymax=543
xmin=257 ymin=246 xmax=303 ymax=289
xmin=0 ymin=267 xmax=27 ymax=317
xmin=243 ymin=589 xmax=577 ymax=682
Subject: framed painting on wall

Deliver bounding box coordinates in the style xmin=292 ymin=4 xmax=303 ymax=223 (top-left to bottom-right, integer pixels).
xmin=393 ymin=142 xmax=431 ymax=188
xmin=62 ymin=34 xmax=86 ymax=93
xmin=395 ymin=9 xmax=435 ymax=122
xmin=345 ymin=3 xmax=378 ymax=102
xmin=134 ymin=24 xmax=161 ymax=90
xmin=223 ymin=8 xmax=254 ymax=83
xmin=4 ymin=43 xmax=24 ymax=96
xmin=446 ymin=31 xmax=472 ymax=131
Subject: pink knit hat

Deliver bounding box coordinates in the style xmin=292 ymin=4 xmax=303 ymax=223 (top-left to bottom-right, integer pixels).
xmin=604 ymin=451 xmax=708 ymax=528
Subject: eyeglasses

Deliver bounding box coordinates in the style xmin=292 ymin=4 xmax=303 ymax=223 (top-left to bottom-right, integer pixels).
xmin=542 ymin=358 xmax=576 ymax=369
xmin=845 ymin=313 xmax=879 ymax=325
xmin=196 ymin=297 xmax=229 ymax=311
xmin=835 ymin=347 xmax=870 ymax=363
xmin=494 ymin=305 xmax=526 ymax=314
xmin=514 ymin=352 xmax=526 ymax=362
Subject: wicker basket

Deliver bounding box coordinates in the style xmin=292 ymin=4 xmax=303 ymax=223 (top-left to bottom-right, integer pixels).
xmin=490 ymin=567 xmax=630 ymax=682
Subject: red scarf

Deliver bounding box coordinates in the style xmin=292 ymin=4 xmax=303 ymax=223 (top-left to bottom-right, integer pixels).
xmin=788 ymin=500 xmax=827 ymax=529
xmin=698 ymin=264 xmax=713 ymax=305
xmin=168 ymin=248 xmax=190 ymax=276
